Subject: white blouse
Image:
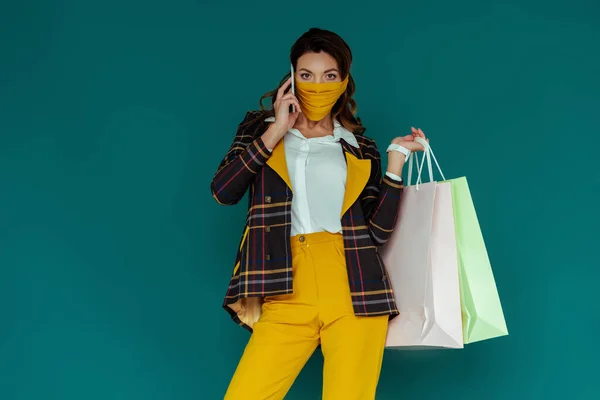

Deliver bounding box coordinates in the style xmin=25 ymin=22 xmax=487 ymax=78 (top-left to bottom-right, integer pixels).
xmin=264 ymin=117 xmax=402 ymax=236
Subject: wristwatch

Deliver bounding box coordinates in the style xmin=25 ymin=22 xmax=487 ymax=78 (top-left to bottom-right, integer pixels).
xmin=386 ymin=143 xmax=411 ymax=161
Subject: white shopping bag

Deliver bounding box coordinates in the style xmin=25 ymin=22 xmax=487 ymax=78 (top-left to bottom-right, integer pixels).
xmin=382 ymin=141 xmax=463 ymax=349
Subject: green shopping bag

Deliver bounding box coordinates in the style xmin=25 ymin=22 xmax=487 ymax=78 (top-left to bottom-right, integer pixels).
xmin=450 ymin=177 xmax=508 ymax=344
xmin=410 ymin=139 xmax=508 ymax=344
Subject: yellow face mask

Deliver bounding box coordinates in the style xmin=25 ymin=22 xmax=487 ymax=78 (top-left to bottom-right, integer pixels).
xmin=295 ymin=76 xmax=349 ymax=121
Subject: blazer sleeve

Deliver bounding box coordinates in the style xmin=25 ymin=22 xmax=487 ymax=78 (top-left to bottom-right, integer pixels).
xmin=210 ymin=111 xmax=272 ymax=205
xmin=360 ymin=140 xmax=404 ymax=246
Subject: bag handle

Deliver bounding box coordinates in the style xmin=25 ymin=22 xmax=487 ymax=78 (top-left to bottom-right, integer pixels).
xmin=406 ymin=137 xmax=446 ymax=189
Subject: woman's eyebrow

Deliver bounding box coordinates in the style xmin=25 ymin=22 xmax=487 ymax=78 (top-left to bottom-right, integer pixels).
xmin=298 ymin=68 xmax=340 ymax=73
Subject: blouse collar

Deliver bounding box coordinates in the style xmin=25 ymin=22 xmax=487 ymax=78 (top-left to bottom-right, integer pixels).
xmin=263 ymin=116 xmax=359 ymax=148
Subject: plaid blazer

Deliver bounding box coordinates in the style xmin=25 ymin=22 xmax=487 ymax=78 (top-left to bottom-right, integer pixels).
xmin=211 ymin=110 xmax=404 ymax=332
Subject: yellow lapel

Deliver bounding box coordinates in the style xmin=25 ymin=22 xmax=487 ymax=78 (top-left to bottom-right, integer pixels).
xmin=265 ymin=139 xmax=293 ymax=192
xmin=341 ymin=151 xmax=371 ymax=217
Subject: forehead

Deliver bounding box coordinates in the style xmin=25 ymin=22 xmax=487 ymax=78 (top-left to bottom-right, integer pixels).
xmin=296 ymin=52 xmax=339 ymax=71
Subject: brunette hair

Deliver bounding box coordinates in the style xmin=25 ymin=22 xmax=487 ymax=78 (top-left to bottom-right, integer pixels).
xmin=251 ymin=28 xmax=365 ymax=135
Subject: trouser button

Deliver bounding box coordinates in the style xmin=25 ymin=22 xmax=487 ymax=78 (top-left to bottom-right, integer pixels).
xmin=299 ymin=235 xmax=306 ymax=243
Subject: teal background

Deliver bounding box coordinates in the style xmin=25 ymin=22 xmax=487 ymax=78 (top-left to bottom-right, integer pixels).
xmin=1 ymin=0 xmax=599 ymax=398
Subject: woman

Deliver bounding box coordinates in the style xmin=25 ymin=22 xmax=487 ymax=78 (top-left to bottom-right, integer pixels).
xmin=211 ymin=28 xmax=427 ymax=400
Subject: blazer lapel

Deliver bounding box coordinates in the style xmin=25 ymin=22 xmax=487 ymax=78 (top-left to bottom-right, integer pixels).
xmin=341 ymin=140 xmax=371 ymax=217
xmin=265 ymin=139 xmax=293 ymax=192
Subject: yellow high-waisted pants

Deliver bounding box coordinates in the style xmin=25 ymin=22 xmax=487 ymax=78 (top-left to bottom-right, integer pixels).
xmin=225 ymin=232 xmax=388 ymax=400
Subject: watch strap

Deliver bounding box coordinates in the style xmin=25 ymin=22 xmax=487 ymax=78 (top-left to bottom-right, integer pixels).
xmin=386 ymin=143 xmax=411 ymax=161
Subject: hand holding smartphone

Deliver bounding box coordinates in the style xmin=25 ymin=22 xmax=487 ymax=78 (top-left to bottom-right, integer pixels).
xmin=268 ymin=64 xmax=301 ymax=143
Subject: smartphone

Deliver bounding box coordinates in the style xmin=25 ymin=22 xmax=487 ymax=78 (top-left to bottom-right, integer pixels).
xmin=291 ymin=63 xmax=295 ymax=95
xmin=290 ymin=63 xmax=295 ymax=114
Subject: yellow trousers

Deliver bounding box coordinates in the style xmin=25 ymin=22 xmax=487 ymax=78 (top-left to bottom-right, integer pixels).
xmin=225 ymin=232 xmax=388 ymax=400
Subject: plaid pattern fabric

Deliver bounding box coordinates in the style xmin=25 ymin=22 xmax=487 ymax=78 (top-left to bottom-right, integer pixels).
xmin=211 ymin=110 xmax=403 ymax=331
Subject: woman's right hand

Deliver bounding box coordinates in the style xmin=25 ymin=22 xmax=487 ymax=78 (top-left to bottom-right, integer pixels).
xmin=262 ymin=77 xmax=302 ymax=149
xmin=273 ymin=77 xmax=301 ymax=134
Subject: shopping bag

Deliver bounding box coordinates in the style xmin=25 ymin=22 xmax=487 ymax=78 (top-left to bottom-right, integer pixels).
xmin=411 ymin=138 xmax=508 ymax=343
xmin=381 ymin=142 xmax=463 ymax=349
xmin=450 ymin=176 xmax=508 ymax=343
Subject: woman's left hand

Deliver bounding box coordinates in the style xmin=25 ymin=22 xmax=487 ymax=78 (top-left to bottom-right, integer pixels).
xmin=386 ymin=127 xmax=429 ymax=176
xmin=390 ymin=127 xmax=429 ymax=152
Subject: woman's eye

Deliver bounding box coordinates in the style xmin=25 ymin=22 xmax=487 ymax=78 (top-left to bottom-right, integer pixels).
xmin=300 ymin=73 xmax=311 ymax=79
xmin=327 ymin=74 xmax=338 ymax=80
